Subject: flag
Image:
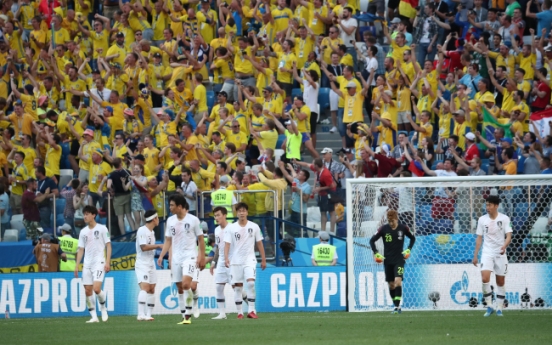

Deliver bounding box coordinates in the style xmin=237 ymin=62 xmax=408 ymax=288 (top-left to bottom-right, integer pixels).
xmin=399 ymin=0 xmax=419 ymax=19
xmin=133 ymin=181 xmax=154 ymax=211
xmin=482 ymin=108 xmax=512 ymax=143
xmin=529 ymin=108 xmax=552 ymax=139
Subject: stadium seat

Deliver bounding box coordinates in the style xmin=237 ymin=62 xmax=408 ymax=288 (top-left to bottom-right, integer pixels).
xmin=10 ymin=214 xmax=24 ymax=232
xmin=18 ymin=228 xmax=26 ymax=241
xmin=359 ymin=0 xmax=369 ymax=12
xmin=274 ymin=149 xmax=285 ymax=165
xmin=55 ymin=198 xmax=66 ymax=216
xmin=276 ymin=134 xmax=286 ymax=149
xmin=59 ymin=169 xmax=73 ymax=188
xmin=3 ymin=229 xmax=18 ymax=242
xmin=517 ymin=157 xmax=525 ymax=174
xmin=431 ymin=160 xmax=443 ymax=170
xmin=318 ymin=87 xmax=330 ymax=112
xmin=481 ymin=164 xmax=489 ymax=174
xmin=358 ymin=26 xmax=376 ymax=38
xmin=307 ymin=207 xmax=321 ymax=222
xmin=207 ymin=91 xmax=215 ymax=112
xmin=531 ymin=217 xmax=549 ymax=234
xmin=291 ymin=88 xmax=302 ymax=100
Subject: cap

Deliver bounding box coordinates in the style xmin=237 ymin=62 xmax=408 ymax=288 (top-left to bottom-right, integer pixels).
xmin=468 ymin=100 xmax=477 ymax=111
xmin=115 ymin=32 xmax=125 ymax=38
xmin=346 ymin=81 xmax=357 ymax=88
xmin=220 ymin=175 xmax=230 ymax=184
xmin=318 ymin=231 xmax=330 ymax=241
xmin=141 ymin=88 xmax=150 ymax=96
xmin=545 ymin=45 xmax=552 ymax=53
xmin=263 ymin=86 xmax=273 ymax=93
xmin=153 ymin=52 xmax=162 ymax=58
xmin=93 ymin=148 xmax=104 ymax=155
xmin=37 ymin=227 xmax=44 ymax=233
xmin=38 ymin=95 xmax=48 ymax=106
xmin=54 ymin=7 xmax=63 ymax=16
xmin=123 ymin=108 xmax=134 ymax=116
xmin=40 ymin=233 xmax=52 ymax=240
xmin=453 ymin=109 xmax=465 ymax=117
xmin=0 ymin=14 xmax=8 ymax=22
xmin=481 ymin=94 xmax=495 ymax=103
xmin=500 ymin=137 xmax=513 ymax=145
xmin=58 ymin=223 xmax=72 ymax=233
xmin=218 ymin=91 xmax=228 ymax=98
xmin=83 ymin=129 xmax=94 ymax=137
xmin=381 ymin=144 xmax=391 ymax=156
xmin=105 ymin=106 xmax=114 ymax=113
xmin=338 ymin=148 xmax=352 ymax=154
xmin=321 ymin=148 xmax=333 ymax=154
xmin=381 ymin=112 xmax=392 ymax=121
xmin=14 ymin=99 xmax=22 ymax=106
xmin=134 ymin=154 xmax=145 ymax=161
xmin=465 ymin=132 xmax=476 ymax=141
xmin=391 ymin=17 xmax=401 ymax=24
xmin=295 ymin=95 xmax=304 ymax=103
xmin=284 ymin=120 xmax=297 ymax=126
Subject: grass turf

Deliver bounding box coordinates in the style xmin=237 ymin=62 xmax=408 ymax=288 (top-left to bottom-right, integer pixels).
xmin=1 ymin=310 xmax=551 ymax=345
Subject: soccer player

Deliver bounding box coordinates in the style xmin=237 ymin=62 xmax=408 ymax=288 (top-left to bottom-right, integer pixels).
xmin=473 ymin=195 xmax=512 ymax=317
xmin=224 ymin=202 xmax=266 ymax=319
xmin=210 ymin=206 xmax=232 ymax=320
xmin=369 ymin=210 xmax=416 ymax=314
xmin=74 ymin=205 xmax=112 ymax=323
xmin=135 ymin=210 xmax=163 ymax=321
xmin=158 ymin=194 xmax=205 ymax=325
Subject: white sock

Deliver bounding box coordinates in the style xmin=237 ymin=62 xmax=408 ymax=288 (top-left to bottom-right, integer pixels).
xmin=234 ymin=286 xmax=243 ymax=314
xmin=193 ymin=289 xmax=199 ymax=302
xmin=178 ymin=293 xmax=186 ymax=317
xmin=184 ymin=289 xmax=192 ymax=317
xmin=496 ymin=285 xmax=505 ymax=311
xmin=482 ymin=283 xmax=493 ymax=307
xmin=247 ymin=280 xmax=256 ymax=313
xmin=216 ymin=284 xmax=226 ymax=315
xmin=87 ymin=295 xmax=97 ymax=318
xmin=138 ymin=290 xmax=147 ymax=317
xmin=97 ymin=290 xmax=106 ymax=308
xmin=146 ymin=293 xmax=155 ymax=317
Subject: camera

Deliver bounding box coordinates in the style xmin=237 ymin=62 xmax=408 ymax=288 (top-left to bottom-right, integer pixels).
xmin=279 ymin=235 xmax=296 ymax=262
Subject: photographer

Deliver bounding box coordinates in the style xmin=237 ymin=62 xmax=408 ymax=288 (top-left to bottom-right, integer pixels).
xmin=278 ymin=161 xmax=311 ymax=238
xmin=33 ymin=233 xmax=67 ymax=272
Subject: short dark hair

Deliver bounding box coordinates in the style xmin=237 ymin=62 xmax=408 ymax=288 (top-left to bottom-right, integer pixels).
xmin=35 ymin=166 xmax=46 ymax=176
xmin=314 ymin=158 xmax=323 ymax=168
xmin=169 ymin=194 xmax=188 ymax=209
xmin=504 ymin=147 xmax=515 ymax=159
xmin=144 ymin=210 xmax=158 ymax=223
xmin=213 ymin=206 xmax=228 ymax=215
xmin=112 ymin=158 xmax=122 ymax=169
xmin=83 ymin=205 xmax=98 ymax=216
xmin=300 ymin=169 xmax=310 ymax=180
xmin=486 ymin=195 xmax=500 ymax=205
xmin=235 ymin=202 xmax=248 ymax=212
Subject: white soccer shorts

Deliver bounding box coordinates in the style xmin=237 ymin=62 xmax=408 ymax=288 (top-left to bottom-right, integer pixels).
xmin=214 ymin=264 xmax=231 ymax=284
xmin=230 ymin=264 xmax=256 ymax=284
xmin=171 ymin=259 xmax=200 ymax=283
xmin=135 ymin=265 xmax=157 ymax=284
xmin=480 ymin=254 xmax=508 ymax=276
xmin=82 ymin=265 xmax=106 ymax=285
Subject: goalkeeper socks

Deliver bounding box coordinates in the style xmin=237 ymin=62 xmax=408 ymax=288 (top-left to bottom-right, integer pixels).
xmin=178 ymin=293 xmax=186 ymax=317
xmin=393 ymin=286 xmax=402 ymax=308
xmin=482 ymin=283 xmax=493 ymax=307
xmin=216 ymin=284 xmax=226 ymax=315
xmin=247 ymin=280 xmax=256 ymax=313
xmin=146 ymin=293 xmax=155 ymax=317
xmin=138 ymin=290 xmax=147 ymax=317
xmin=389 ymin=287 xmax=396 ymax=303
xmin=234 ymin=286 xmax=243 ymax=314
xmin=184 ymin=289 xmax=192 ymax=317
xmin=87 ymin=295 xmax=97 ymax=318
xmin=97 ymin=290 xmax=106 ymax=306
xmin=496 ymin=285 xmax=506 ymax=311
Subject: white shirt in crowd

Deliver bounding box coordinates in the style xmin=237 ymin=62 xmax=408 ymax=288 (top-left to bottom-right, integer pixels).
xmin=302 ymin=79 xmax=319 ymax=113
xmin=180 ymin=180 xmax=198 ymax=212
xmin=340 ymin=17 xmax=358 ymax=47
xmin=224 ymin=220 xmax=263 ymax=266
xmin=476 ymin=213 xmax=513 ymax=256
xmin=78 ymin=224 xmax=111 ymax=268
xmin=365 ymin=57 xmax=378 ymax=86
xmin=135 ymin=226 xmax=156 ymax=268
xmin=165 ymin=212 xmax=202 ymax=264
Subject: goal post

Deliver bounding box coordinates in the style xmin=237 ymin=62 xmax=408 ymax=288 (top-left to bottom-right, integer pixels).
xmin=346 ymin=175 xmax=552 ymax=312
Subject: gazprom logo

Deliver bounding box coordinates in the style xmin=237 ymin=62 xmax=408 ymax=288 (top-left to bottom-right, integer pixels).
xmin=160 ymin=283 xmax=179 ymax=310
xmin=450 ymin=271 xmax=474 ymax=304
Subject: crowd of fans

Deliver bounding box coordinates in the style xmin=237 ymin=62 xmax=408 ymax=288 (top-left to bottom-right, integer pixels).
xmin=0 ymin=0 xmax=550 ymax=263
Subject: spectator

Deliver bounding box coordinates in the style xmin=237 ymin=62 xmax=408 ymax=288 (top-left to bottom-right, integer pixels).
xmin=178 ymin=168 xmax=198 ymax=216
xmin=57 ymin=224 xmax=78 ymax=271
xmin=33 ymin=233 xmax=66 ymax=272
xmin=413 ymin=4 xmax=438 ymax=64
xmin=22 ymin=178 xmax=53 ymax=239
xmin=0 ymin=183 xmax=9 ymax=239
xmin=108 ymin=158 xmax=136 ymax=236
xmin=362 ymin=142 xmax=401 ymax=177
xmin=35 ymin=166 xmax=59 ymax=231
xmin=463 ymin=133 xmax=480 ymax=164
xmin=279 ymin=161 xmax=311 ymax=238
xmin=337 ymin=7 xmax=358 ymax=70
xmin=526 ymin=0 xmax=552 ymax=38
xmin=60 ymin=179 xmax=80 ymax=232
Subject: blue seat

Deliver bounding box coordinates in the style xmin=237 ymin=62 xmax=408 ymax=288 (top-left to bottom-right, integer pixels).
xmin=481 ymin=164 xmax=489 ymax=174
xmin=276 ymin=134 xmax=286 ymax=149
xmin=358 ymin=26 xmax=376 ymax=37
xmin=481 ymin=158 xmax=489 ymax=166
xmin=55 ymin=198 xmax=66 ymax=216
xmin=431 ymin=160 xmax=443 ymax=170
xmin=207 ymin=91 xmax=215 ymax=112
xmin=517 ymin=156 xmax=525 ymax=174
xmin=18 ymin=228 xmax=26 ymax=241
xmin=291 ymin=88 xmax=302 ymax=100
xmin=318 ymin=87 xmax=330 ymax=112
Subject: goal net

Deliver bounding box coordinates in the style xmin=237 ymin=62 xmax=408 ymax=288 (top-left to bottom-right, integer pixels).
xmin=346 ymin=175 xmax=552 ymax=311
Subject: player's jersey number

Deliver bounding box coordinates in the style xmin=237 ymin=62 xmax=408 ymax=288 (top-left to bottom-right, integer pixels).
xmin=397 ymin=267 xmax=404 ymax=275
xmin=385 ymin=234 xmax=392 ymax=242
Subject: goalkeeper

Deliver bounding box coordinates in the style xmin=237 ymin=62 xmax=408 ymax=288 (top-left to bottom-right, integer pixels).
xmin=369 ymin=210 xmax=416 ymax=314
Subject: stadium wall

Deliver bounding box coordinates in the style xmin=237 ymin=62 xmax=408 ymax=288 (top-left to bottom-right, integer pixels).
xmin=1 ymin=265 xmax=550 ymax=318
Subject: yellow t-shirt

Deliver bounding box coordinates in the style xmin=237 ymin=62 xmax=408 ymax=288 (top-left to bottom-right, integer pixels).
xmin=418 ymin=122 xmax=433 ymax=149
xmin=79 ymin=140 xmax=101 ymax=171
xmin=91 ymin=29 xmax=109 ymax=58
xmin=516 ymin=53 xmax=536 ymax=80
xmin=88 ymin=161 xmax=112 ymax=193
xmin=233 ymin=46 xmax=255 ymax=74
xmin=45 ymin=144 xmax=62 ymax=176
xmin=11 ymin=163 xmax=29 ymax=196
xmin=337 ymin=76 xmax=361 ymax=108
xmin=276 ymin=52 xmax=297 ymax=84
xmin=294 ymin=36 xmax=315 ymax=69
xmin=143 ymin=147 xmax=161 ymax=173
xmin=193 ymin=84 xmax=208 ymax=112
xmin=15 ymin=145 xmax=36 ymax=173
xmin=308 ymin=4 xmax=328 ymax=35
xmin=376 ymin=123 xmax=397 ymax=149
xmin=272 ymin=7 xmax=293 ymax=33
xmin=290 ymin=105 xmax=311 ymax=133
xmin=343 ymin=92 xmax=365 ymax=123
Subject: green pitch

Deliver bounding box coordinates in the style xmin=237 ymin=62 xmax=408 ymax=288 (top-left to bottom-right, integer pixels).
xmin=2 ymin=310 xmax=551 ymax=345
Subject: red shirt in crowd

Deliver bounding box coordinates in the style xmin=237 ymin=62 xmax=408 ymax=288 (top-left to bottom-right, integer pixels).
xmin=531 ymin=81 xmax=551 ymax=110
xmin=375 ymin=154 xmax=401 ymax=177
xmin=310 ymin=165 xmax=336 ymax=196
xmin=21 ymin=190 xmax=41 ymax=222
xmin=464 ymin=143 xmax=480 ymax=163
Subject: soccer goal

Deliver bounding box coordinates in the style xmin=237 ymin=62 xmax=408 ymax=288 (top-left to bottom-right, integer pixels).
xmin=346 ymin=175 xmax=552 ymax=312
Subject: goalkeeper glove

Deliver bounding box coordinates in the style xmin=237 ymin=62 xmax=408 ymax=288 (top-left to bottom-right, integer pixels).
xmin=374 ymin=253 xmax=385 ymax=263
xmin=403 ymin=249 xmax=411 ymax=259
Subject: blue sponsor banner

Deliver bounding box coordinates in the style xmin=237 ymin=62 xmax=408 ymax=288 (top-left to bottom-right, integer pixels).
xmin=257 ymin=266 xmax=346 ymax=312
xmin=0 ymin=272 xmax=137 ymax=318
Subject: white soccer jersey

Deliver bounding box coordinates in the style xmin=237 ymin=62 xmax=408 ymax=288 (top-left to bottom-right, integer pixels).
xmin=78 ymin=224 xmax=111 ymax=268
xmin=476 ymin=213 xmax=513 ymax=256
xmin=165 ymin=212 xmax=202 ymax=264
xmin=215 ymin=224 xmax=231 ymax=264
xmin=135 ymin=226 xmax=156 ymax=267
xmin=224 ymin=220 xmax=263 ymax=266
